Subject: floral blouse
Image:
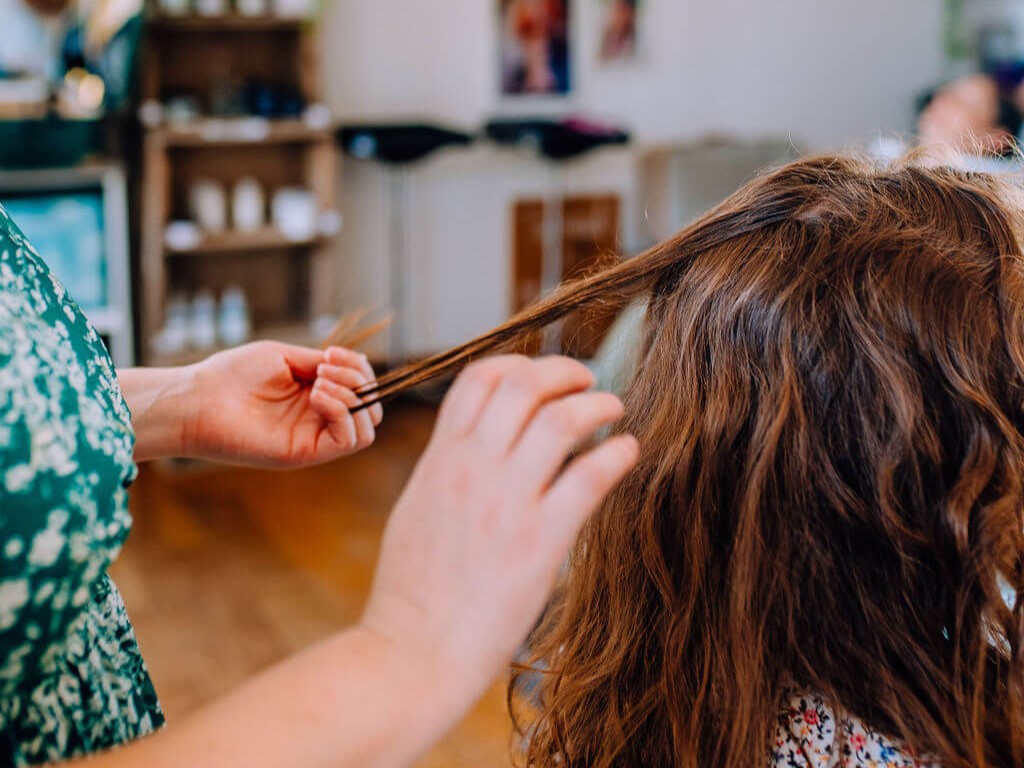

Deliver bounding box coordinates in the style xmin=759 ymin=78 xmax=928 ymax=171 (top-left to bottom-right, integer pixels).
xmin=0 ymin=205 xmax=163 ymax=765
xmin=772 ymin=691 xmax=936 ymax=767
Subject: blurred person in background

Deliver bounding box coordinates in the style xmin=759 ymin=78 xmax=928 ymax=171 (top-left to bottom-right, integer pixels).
xmin=918 ymin=73 xmax=1022 ymax=155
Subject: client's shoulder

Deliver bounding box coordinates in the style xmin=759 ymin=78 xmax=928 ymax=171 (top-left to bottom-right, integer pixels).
xmin=770 ymin=690 xmax=935 ymax=768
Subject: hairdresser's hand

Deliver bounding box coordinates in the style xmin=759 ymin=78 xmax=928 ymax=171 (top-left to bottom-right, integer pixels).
xmin=360 ymin=355 xmax=639 ymax=710
xmin=180 ymin=342 xmax=383 ymax=467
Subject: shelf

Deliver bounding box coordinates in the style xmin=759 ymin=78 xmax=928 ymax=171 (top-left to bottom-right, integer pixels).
xmin=147 ymin=14 xmax=307 ymax=33
xmin=166 ymin=227 xmax=324 ymax=256
xmin=149 ymin=321 xmax=321 ymax=367
xmin=139 ymin=2 xmax=336 ymax=368
xmin=152 ymin=119 xmax=331 ymax=148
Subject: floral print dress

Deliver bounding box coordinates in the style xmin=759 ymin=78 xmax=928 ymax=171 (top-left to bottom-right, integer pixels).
xmin=0 ymin=205 xmax=163 ymax=765
xmin=772 ymin=691 xmax=937 ymax=767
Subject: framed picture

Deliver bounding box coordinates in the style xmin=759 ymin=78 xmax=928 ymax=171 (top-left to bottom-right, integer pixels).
xmin=499 ymin=0 xmax=572 ymax=96
xmin=599 ymin=0 xmax=640 ymax=64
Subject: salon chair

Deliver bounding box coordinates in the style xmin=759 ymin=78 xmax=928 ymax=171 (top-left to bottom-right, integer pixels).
xmin=484 ymin=117 xmax=629 ymax=161
xmin=336 ymin=123 xmax=475 ymax=361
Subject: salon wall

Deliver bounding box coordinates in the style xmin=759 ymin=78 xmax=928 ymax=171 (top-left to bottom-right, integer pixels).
xmin=319 ymin=0 xmax=946 ymax=357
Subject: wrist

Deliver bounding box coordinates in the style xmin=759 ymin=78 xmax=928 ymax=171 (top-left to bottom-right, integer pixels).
xmin=151 ymin=364 xmax=199 ymax=460
xmin=351 ymin=620 xmax=481 ymax=730
xmin=175 ymin=362 xmax=203 ymax=457
xmin=121 ymin=364 xmax=200 ymax=462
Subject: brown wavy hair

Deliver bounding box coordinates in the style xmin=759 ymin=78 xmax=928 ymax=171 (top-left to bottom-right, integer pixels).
xmin=361 ymin=154 xmax=1024 ymax=766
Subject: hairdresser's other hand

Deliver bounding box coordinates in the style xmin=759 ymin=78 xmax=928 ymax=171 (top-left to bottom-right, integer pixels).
xmin=360 ymin=355 xmax=639 ymax=713
xmin=182 ymin=342 xmax=383 ymax=467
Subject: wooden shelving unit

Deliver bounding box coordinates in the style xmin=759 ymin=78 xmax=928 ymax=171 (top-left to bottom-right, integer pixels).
xmin=164 ymin=226 xmax=325 ymax=256
xmin=151 ymin=118 xmax=330 ymax=148
xmin=138 ymin=9 xmax=337 ymax=363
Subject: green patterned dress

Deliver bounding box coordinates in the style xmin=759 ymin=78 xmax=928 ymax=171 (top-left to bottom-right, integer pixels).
xmin=0 ymin=205 xmax=163 ymax=765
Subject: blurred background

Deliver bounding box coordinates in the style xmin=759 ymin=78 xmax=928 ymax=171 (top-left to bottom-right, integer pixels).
xmin=0 ymin=1 xmax=1019 ymax=765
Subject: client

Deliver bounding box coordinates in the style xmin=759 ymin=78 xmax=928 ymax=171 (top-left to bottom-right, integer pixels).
xmin=366 ymin=153 xmax=1024 ymax=767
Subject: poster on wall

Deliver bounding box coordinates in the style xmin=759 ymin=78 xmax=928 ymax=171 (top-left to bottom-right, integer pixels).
xmin=599 ymin=0 xmax=640 ymax=63
xmin=499 ymin=0 xmax=572 ymax=96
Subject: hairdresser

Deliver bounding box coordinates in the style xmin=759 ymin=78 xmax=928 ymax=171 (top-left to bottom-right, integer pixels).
xmin=0 ymin=193 xmax=638 ymax=767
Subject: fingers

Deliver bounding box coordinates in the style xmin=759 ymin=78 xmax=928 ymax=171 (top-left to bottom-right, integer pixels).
xmin=510 ymin=391 xmax=625 ymax=492
xmin=310 ymin=367 xmax=376 ymax=450
xmin=434 ymin=355 xmax=530 ymax=438
xmin=541 ymin=434 xmax=639 ymax=548
xmin=325 ymin=345 xmax=373 ymax=380
xmin=473 ymin=356 xmax=596 ymax=453
xmin=310 ymin=382 xmax=359 ymax=448
xmin=324 ymin=347 xmax=383 ymax=426
xmin=315 ymin=364 xmax=365 ymax=393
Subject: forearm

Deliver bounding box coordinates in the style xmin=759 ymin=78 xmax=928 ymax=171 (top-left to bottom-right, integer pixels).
xmin=117 ymin=367 xmax=198 ymax=462
xmin=82 ymin=627 xmax=471 ymax=768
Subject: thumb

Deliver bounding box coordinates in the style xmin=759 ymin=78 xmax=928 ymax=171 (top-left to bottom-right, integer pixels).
xmin=281 ymin=345 xmax=328 ymax=383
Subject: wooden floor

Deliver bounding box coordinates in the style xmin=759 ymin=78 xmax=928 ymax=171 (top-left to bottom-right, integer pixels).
xmin=110 ymin=402 xmax=513 ymax=767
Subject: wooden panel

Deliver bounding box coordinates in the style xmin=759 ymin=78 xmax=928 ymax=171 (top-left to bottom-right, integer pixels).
xmin=146 ymin=31 xmax=303 ymax=107
xmin=297 ymin=27 xmax=321 ymax=104
xmin=561 ymin=195 xmax=621 ymax=358
xmin=511 ymin=199 xmax=545 ymax=314
xmin=511 ymin=194 xmax=623 ymax=358
xmin=140 ymin=131 xmax=171 ymax=346
xmin=140 ymin=36 xmax=162 ymax=102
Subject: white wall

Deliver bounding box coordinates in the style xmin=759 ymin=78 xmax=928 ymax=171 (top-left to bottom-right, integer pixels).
xmin=319 ymin=0 xmax=946 ymax=357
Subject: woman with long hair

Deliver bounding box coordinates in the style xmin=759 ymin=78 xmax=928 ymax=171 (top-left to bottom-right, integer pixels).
xmin=362 ymin=153 xmax=1024 ymax=766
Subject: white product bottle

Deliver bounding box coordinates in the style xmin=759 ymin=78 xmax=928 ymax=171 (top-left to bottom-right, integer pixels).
xmin=218 ymin=286 xmax=252 ymax=346
xmin=232 ymin=177 xmax=265 ymax=232
xmin=272 ymin=187 xmax=317 ymax=241
xmin=158 ymin=0 xmax=191 ymax=15
xmin=236 ymin=0 xmax=269 ymax=15
xmin=190 ymin=179 xmax=228 ymax=233
xmin=196 ymin=0 xmax=229 ymax=15
xmin=272 ymin=0 xmax=315 ymax=18
xmin=190 ymin=290 xmax=219 ymax=350
xmin=152 ymin=293 xmax=190 ymax=356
